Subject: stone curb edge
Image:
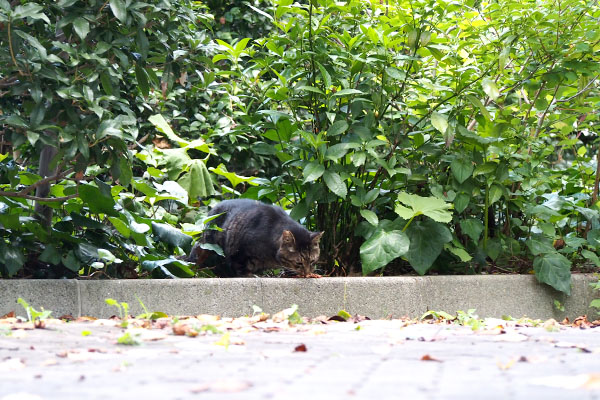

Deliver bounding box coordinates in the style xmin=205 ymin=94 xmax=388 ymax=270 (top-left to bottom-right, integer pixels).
xmin=1 ymin=275 xmax=598 ymax=320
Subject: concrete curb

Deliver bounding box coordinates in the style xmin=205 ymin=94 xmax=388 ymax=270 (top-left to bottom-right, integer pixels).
xmin=1 ymin=274 xmax=598 ymax=320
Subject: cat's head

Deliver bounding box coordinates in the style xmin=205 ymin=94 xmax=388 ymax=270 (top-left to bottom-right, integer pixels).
xmin=277 ymin=230 xmax=324 ymax=277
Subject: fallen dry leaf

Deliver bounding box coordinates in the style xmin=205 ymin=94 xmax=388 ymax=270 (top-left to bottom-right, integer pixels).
xmin=294 ymin=344 xmax=307 ymax=352
xmin=1 ymin=311 xmax=15 ymax=319
xmin=497 ymin=358 xmax=517 ymax=370
xmin=420 ymin=354 xmax=442 ymax=362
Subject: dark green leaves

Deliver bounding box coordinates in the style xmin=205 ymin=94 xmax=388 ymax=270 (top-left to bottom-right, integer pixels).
xmin=405 ymin=220 xmax=452 ymax=275
xmin=451 ymin=159 xmax=474 ymax=184
xmin=323 ymin=171 xmax=347 ymax=198
xmin=533 ymin=253 xmax=572 ymax=295
xmin=360 ymin=230 xmax=410 ymax=275
xmin=151 ymin=222 xmax=193 ymax=252
xmin=109 ymin=0 xmax=128 ymax=23
xmin=78 ymin=184 xmax=118 ymax=217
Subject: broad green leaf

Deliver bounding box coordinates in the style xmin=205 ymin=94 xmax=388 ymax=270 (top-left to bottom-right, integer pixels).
xmin=465 ymin=95 xmax=492 ymax=121
xmin=395 ymin=192 xmax=453 ymax=223
xmin=473 ymin=162 xmax=497 ymax=177
xmin=135 ymin=65 xmax=150 ymax=97
xmin=325 ymin=143 xmax=358 ymax=161
xmin=303 ymin=162 xmax=325 ymax=183
xmin=296 ymin=85 xmax=324 ymax=95
xmin=141 ymin=258 xmax=194 ymax=278
xmin=151 ymin=222 xmax=193 ymax=251
xmin=489 ymin=184 xmax=504 ymax=204
xmin=445 ymin=244 xmax=472 ymax=262
xmin=12 ymin=4 xmax=49 ymax=22
xmin=149 ymin=114 xmax=188 ymax=147
xmin=332 ymin=89 xmax=364 ymax=97
xmin=581 ymin=249 xmax=600 ymax=268
xmin=14 ymin=31 xmax=47 ymax=59
xmin=360 ymin=209 xmax=379 ymax=226
xmin=533 ymin=252 xmax=572 ymax=295
xmin=108 ymin=216 xmax=131 ymax=238
xmin=385 ymin=67 xmax=406 ymax=80
xmin=73 ymin=17 xmax=90 ymax=40
xmin=405 ymin=220 xmax=452 ymax=275
xmin=328 ymin=120 xmax=348 ymax=136
xmin=78 ymin=184 xmax=118 ymax=216
xmin=118 ymin=157 xmax=133 ymax=187
xmin=39 ymin=245 xmax=61 ymax=265
xmin=360 ymin=230 xmax=410 ymax=275
xmin=316 ymin=62 xmax=331 ymax=88
xmin=460 ymin=219 xmax=484 ymax=242
xmin=210 ymin=164 xmax=257 ymax=188
xmin=234 ymin=38 xmax=251 ymax=53
xmin=431 ymin=112 xmax=448 ymax=134
xmin=100 ymin=71 xmax=113 ymax=96
xmin=451 ymin=158 xmax=473 ymax=183
xmin=75 ymin=243 xmax=99 ymax=264
xmin=178 ymin=160 xmax=215 ymax=199
xmin=2 ymin=246 xmax=25 ymax=277
xmin=323 ymin=170 xmax=347 ymax=198
xmin=526 ymin=234 xmax=555 ymax=256
xmin=109 ymin=0 xmax=127 ymax=23
xmin=482 ymin=78 xmax=500 ymax=101
xmin=199 ymin=243 xmax=225 ymax=257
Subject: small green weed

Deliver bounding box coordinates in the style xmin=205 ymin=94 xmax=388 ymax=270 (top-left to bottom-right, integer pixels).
xmin=455 ymin=309 xmax=484 ymax=331
xmin=17 ymin=298 xmax=52 ymax=323
xmin=117 ymin=331 xmax=140 ymax=346
xmin=105 ymin=298 xmax=130 ymax=327
xmin=590 ymin=275 xmax=600 ymax=315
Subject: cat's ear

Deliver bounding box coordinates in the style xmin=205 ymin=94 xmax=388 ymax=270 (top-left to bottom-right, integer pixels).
xmin=311 ymin=231 xmax=324 ymax=244
xmin=281 ymin=230 xmax=296 ymax=247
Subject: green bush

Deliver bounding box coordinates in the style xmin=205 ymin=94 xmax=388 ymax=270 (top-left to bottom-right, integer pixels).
xmin=1 ymin=0 xmax=599 ymax=295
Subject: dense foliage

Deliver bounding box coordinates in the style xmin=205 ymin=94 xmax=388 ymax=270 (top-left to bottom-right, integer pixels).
xmin=0 ymin=0 xmax=599 ymax=294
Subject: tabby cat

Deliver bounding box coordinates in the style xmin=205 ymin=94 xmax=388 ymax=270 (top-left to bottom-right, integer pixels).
xmin=189 ymin=199 xmax=323 ymax=277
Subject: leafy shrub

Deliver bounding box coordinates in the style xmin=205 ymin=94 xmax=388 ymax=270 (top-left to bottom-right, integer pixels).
xmin=1 ymin=0 xmax=599 ymax=295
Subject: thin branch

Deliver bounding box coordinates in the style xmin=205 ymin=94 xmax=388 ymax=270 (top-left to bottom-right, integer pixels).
xmin=18 ymin=168 xmax=75 ymax=196
xmin=556 ymin=74 xmax=599 ymax=103
xmin=0 ymin=192 xmax=79 ymax=202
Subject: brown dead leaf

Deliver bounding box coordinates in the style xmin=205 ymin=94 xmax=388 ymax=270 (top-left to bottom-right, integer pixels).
xmin=294 ymin=344 xmax=307 ymax=352
xmin=75 ymin=316 xmax=97 ymax=322
xmin=328 ymin=315 xmax=347 ymax=322
xmin=11 ymin=322 xmax=35 ymax=330
xmin=152 ymin=136 xmax=170 ymax=149
xmin=87 ymin=348 xmax=107 ymax=353
xmin=59 ymin=314 xmax=75 ymax=322
xmin=178 ymin=71 xmax=188 ymax=86
xmin=33 ymin=320 xmax=45 ymax=329
xmin=153 ymin=318 xmax=171 ymax=329
xmin=348 ymin=315 xmax=371 ymax=323
xmin=1 ymin=311 xmax=15 ymax=319
xmin=172 ymin=322 xmax=190 ymax=336
xmin=420 ymin=354 xmax=442 ymax=362
xmin=572 ymin=315 xmax=592 ymax=329
xmin=190 ymin=379 xmax=253 ymax=393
